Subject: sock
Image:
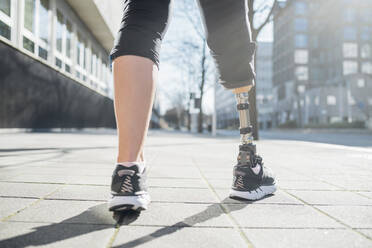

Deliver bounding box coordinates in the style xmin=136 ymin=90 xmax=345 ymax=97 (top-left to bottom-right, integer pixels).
xmin=117 ymin=161 xmax=146 ymax=174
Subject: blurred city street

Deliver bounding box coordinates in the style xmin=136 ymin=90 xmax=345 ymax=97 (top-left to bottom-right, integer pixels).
xmin=0 ymin=129 xmax=372 ymax=248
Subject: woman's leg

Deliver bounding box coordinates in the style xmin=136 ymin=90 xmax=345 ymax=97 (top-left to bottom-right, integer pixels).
xmin=113 ymin=55 xmax=157 ymax=163
xmin=108 ymin=0 xmax=172 ymax=211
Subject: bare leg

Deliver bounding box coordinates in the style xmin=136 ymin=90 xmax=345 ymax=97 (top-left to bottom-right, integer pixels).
xmin=113 ymin=55 xmax=158 ymax=163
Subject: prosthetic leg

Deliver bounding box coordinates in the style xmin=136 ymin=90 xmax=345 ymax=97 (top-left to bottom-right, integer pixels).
xmin=235 ymin=92 xmax=262 ymax=168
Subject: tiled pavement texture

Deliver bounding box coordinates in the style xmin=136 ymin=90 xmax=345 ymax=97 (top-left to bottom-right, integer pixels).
xmin=0 ymin=129 xmax=372 ymax=248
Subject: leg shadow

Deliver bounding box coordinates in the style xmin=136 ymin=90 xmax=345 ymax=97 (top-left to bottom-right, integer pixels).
xmin=0 ymin=203 xmax=140 ymax=248
xmin=113 ymin=196 xmax=259 ymax=248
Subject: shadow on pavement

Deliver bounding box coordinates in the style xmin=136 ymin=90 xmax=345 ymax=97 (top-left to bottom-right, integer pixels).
xmin=0 ymin=196 xmax=268 ymax=247
xmin=0 ymin=203 xmax=138 ymax=248
xmin=112 ymin=197 xmax=254 ymax=248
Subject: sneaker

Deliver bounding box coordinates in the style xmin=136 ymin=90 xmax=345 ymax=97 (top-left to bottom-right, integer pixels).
xmin=108 ymin=162 xmax=151 ymax=211
xmin=230 ymin=144 xmax=277 ymax=200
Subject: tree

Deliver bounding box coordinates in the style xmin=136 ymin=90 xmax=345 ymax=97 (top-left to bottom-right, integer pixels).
xmin=247 ymin=0 xmax=278 ymax=140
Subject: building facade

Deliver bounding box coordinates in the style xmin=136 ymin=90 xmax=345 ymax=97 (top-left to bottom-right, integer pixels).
xmin=0 ymin=0 xmax=122 ymax=128
xmin=273 ymin=0 xmax=372 ymax=127
xmin=256 ymin=42 xmax=273 ymax=129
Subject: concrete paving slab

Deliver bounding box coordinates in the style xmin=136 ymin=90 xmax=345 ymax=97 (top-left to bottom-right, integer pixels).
xmin=287 ymin=190 xmax=372 ymax=206
xmin=0 ymin=222 xmax=114 ymax=248
xmin=10 ymin=200 xmax=115 ymax=225
xmin=226 ymin=204 xmax=342 ymax=228
xmin=214 ymin=189 xmax=302 ymax=205
xmin=243 ymin=228 xmax=372 ymax=248
xmin=124 ymin=202 xmax=233 ymax=228
xmin=113 ymin=226 xmax=246 ymax=248
xmin=148 ymin=187 xmax=217 ymax=203
xmin=279 ymin=180 xmax=341 ymax=190
xmin=0 ymin=198 xmax=36 ymax=220
xmin=317 ymin=205 xmax=372 ymax=228
xmin=356 ymin=229 xmax=372 ymax=239
xmin=46 ymin=185 xmax=110 ymax=201
xmin=147 ymin=178 xmax=207 ymax=188
xmin=0 ymin=182 xmax=60 ymax=198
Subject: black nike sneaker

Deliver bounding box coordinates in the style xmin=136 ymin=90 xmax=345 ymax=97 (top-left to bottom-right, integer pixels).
xmin=108 ymin=163 xmax=150 ymax=211
xmin=230 ymin=143 xmax=277 ymax=200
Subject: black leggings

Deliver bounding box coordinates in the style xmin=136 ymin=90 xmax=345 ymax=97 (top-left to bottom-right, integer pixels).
xmin=110 ymin=0 xmax=256 ymax=89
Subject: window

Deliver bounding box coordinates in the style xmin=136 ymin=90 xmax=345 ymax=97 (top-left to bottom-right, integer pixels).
xmin=295 ymin=66 xmax=308 ymax=80
xmin=38 ymin=0 xmax=49 ymax=43
xmin=361 ymin=26 xmax=372 ymax=41
xmin=0 ymin=0 xmax=11 ymax=40
xmin=55 ymin=57 xmax=62 ymax=69
xmin=0 ymin=19 xmax=10 ymax=39
xmin=314 ymin=96 xmax=319 ymax=106
xmin=344 ymin=27 xmax=356 ymax=41
xmin=343 ymin=61 xmax=358 ymax=75
xmin=56 ymin=10 xmax=63 ymax=53
xmin=76 ymin=32 xmax=82 ymax=65
xmin=66 ymin=20 xmax=72 ymax=58
xmin=23 ymin=36 xmax=34 ymax=52
xmin=294 ymin=18 xmax=307 ymax=31
xmin=24 ymin=0 xmax=35 ymax=33
xmin=344 ymin=9 xmax=355 ymax=22
xmin=295 ymin=2 xmax=307 ymax=15
xmin=343 ymin=43 xmax=358 ymax=58
xmin=0 ymin=0 xmax=11 ymax=16
xmin=294 ymin=49 xmax=308 ymax=64
xmin=327 ymin=95 xmax=336 ymax=106
xmin=361 ymin=44 xmax=371 ymax=58
xmin=362 ymin=62 xmax=372 ymax=74
xmin=357 ymin=78 xmax=365 ymax=88
xmin=295 ymin=34 xmax=307 ymax=48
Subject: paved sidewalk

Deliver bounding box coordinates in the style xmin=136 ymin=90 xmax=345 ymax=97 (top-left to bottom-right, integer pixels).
xmin=0 ymin=130 xmax=372 ymax=247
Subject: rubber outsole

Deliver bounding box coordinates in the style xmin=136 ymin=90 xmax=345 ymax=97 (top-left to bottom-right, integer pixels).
xmin=108 ymin=194 xmax=151 ymax=212
xmin=229 ymin=184 xmax=277 ymax=201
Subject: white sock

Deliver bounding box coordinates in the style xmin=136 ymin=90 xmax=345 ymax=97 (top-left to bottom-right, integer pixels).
xmin=117 ymin=161 xmax=146 ymax=174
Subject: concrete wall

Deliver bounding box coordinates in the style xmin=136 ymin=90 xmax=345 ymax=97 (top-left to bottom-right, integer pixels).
xmin=0 ymin=42 xmax=115 ymax=128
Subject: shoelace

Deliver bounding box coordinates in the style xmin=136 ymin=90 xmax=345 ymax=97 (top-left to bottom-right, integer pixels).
xmin=120 ymin=175 xmax=134 ymax=193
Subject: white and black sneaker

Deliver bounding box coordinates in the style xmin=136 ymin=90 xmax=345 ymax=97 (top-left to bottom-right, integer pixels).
xmin=230 ymin=144 xmax=277 ymax=200
xmin=108 ymin=162 xmax=150 ymax=211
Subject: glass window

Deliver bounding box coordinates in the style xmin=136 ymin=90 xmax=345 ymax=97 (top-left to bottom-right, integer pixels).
xmin=295 ymin=2 xmax=307 ymax=15
xmin=295 ymin=34 xmax=307 ymax=48
xmin=55 ymin=57 xmax=62 ymax=68
xmin=344 ymin=9 xmax=355 ymax=22
xmin=327 ymin=95 xmax=336 ymax=106
xmin=343 ymin=43 xmax=358 ymax=58
xmin=343 ymin=27 xmax=356 ymax=41
xmin=362 ymin=62 xmax=372 ymax=74
xmin=38 ymin=0 xmax=49 ymax=44
xmin=361 ymin=26 xmax=372 ymax=41
xmin=343 ymin=60 xmax=358 ymax=75
xmin=295 ymin=66 xmax=308 ymax=80
xmin=24 ymin=0 xmax=36 ymax=33
xmin=66 ymin=20 xmax=72 ymax=58
xmin=23 ymin=36 xmax=34 ymax=52
xmin=361 ymin=44 xmax=371 ymax=59
xmin=0 ymin=19 xmax=10 ymax=39
xmin=76 ymin=32 xmax=82 ymax=65
xmin=0 ymin=0 xmax=11 ymax=16
xmin=56 ymin=10 xmax=63 ymax=53
xmin=65 ymin=64 xmax=70 ymax=73
xmin=294 ymin=49 xmax=308 ymax=64
xmin=357 ymin=78 xmax=365 ymax=88
xmin=38 ymin=47 xmax=47 ymax=60
xmin=294 ymin=18 xmax=307 ymax=31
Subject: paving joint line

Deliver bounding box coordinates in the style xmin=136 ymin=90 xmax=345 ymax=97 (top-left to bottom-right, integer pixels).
xmin=191 ymin=158 xmax=255 ymax=248
xmin=0 ymin=184 xmax=66 ymax=222
xmin=282 ymin=188 xmax=372 ymax=241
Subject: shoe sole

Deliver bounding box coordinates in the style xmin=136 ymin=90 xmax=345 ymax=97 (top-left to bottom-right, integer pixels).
xmin=108 ymin=194 xmax=151 ymax=212
xmin=229 ymin=184 xmax=277 ymax=201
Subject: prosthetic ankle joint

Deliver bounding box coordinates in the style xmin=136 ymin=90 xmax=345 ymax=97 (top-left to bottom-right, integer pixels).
xmin=235 ymin=92 xmax=262 ymax=167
